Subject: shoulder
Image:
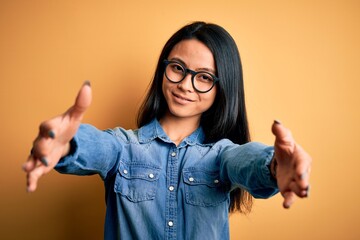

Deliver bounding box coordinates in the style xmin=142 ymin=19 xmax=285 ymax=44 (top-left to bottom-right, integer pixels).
xmin=201 ymin=138 xmax=235 ymax=154
xmin=104 ymin=127 xmax=140 ymax=144
xmin=211 ymin=138 xmax=234 ymax=149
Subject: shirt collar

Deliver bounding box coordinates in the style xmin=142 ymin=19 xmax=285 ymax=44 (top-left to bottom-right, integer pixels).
xmin=138 ymin=118 xmax=205 ymax=146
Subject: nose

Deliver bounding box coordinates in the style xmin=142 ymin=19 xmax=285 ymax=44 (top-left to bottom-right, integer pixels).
xmin=177 ymin=72 xmax=194 ymax=92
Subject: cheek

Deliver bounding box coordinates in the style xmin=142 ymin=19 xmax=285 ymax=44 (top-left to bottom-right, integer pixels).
xmin=200 ymin=90 xmax=217 ymax=111
xmin=162 ymin=77 xmax=170 ymax=96
xmin=162 ymin=77 xmax=175 ymax=106
xmin=206 ymin=87 xmax=217 ymax=106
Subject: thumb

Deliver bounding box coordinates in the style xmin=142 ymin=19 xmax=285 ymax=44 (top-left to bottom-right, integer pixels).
xmin=271 ymin=120 xmax=294 ymax=147
xmin=69 ymin=81 xmax=92 ymax=120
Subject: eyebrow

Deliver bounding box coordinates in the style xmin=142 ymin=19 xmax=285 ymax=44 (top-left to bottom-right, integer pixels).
xmin=169 ymin=57 xmax=217 ymax=74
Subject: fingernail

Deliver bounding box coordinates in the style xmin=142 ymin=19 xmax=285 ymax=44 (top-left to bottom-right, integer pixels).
xmin=48 ymin=130 xmax=55 ymax=139
xmin=300 ymin=171 xmax=307 ymax=180
xmin=283 ymin=203 xmax=290 ymax=209
xmin=301 ymin=185 xmax=310 ymax=198
xmin=40 ymin=157 xmax=48 ymax=167
xmin=84 ymin=80 xmax=91 ymax=87
xmin=306 ymin=185 xmax=311 ymax=197
xmin=301 ymin=190 xmax=308 ymax=198
xmin=274 ymin=120 xmax=281 ymax=125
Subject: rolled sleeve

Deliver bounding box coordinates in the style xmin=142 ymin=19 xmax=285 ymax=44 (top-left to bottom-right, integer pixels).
xmin=55 ymin=124 xmax=121 ymax=180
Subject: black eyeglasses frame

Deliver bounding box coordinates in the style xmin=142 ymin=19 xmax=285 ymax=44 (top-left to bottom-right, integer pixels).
xmin=163 ymin=59 xmax=219 ymax=93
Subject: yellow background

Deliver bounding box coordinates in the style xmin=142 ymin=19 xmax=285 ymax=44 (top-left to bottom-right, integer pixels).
xmin=1 ymin=0 xmax=359 ymax=239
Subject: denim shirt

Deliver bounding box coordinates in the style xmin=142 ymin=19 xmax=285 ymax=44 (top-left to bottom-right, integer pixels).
xmin=56 ymin=119 xmax=278 ymax=240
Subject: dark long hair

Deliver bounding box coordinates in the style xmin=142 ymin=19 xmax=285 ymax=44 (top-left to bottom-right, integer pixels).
xmin=137 ymin=21 xmax=252 ymax=214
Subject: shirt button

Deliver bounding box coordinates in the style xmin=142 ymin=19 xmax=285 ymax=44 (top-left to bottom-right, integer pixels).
xmin=168 ymin=221 xmax=174 ymax=227
xmin=148 ymin=173 xmax=154 ymax=179
xmin=171 ymin=152 xmax=176 ymax=157
xmin=189 ymin=177 xmax=194 ymax=182
xmin=123 ymin=169 xmax=128 ymax=174
xmin=169 ymin=186 xmax=175 ymax=191
xmin=214 ymin=179 xmax=219 ymax=184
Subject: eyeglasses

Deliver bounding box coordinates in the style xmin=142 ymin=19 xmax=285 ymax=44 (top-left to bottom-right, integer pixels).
xmin=164 ymin=59 xmax=219 ymax=93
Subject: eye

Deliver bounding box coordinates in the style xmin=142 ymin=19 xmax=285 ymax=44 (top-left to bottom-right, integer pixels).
xmin=196 ymin=73 xmax=214 ymax=83
xmin=170 ymin=63 xmax=185 ymax=74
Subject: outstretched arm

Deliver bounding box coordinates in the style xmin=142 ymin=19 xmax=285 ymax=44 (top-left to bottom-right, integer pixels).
xmin=22 ymin=81 xmax=92 ymax=192
xmin=270 ymin=120 xmax=312 ymax=209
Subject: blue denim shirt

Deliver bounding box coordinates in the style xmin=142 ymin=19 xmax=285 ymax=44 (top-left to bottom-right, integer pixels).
xmin=56 ymin=119 xmax=278 ymax=240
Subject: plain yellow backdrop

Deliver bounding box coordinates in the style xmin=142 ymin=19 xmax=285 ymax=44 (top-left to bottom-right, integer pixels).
xmin=1 ymin=0 xmax=359 ymax=239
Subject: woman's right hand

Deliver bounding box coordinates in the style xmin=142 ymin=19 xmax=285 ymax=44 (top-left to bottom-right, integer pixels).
xmin=22 ymin=81 xmax=92 ymax=192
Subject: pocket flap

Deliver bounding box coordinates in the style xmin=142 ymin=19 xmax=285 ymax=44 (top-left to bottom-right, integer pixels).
xmin=183 ymin=169 xmax=221 ymax=187
xmin=119 ymin=161 xmax=160 ymax=182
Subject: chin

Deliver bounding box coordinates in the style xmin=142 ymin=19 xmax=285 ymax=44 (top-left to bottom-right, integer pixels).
xmin=167 ymin=107 xmax=199 ymax=119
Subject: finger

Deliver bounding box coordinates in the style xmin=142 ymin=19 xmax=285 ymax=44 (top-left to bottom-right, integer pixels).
xmin=271 ymin=120 xmax=294 ymax=147
xmin=297 ymin=149 xmax=312 ymax=180
xmin=23 ymin=155 xmax=49 ymax=172
xmin=296 ymin=164 xmax=311 ymax=190
xmin=23 ymin=154 xmax=37 ymax=172
xmin=300 ymin=166 xmax=311 ymax=180
xmin=288 ymin=180 xmax=308 ymax=198
xmin=23 ymin=145 xmax=45 ymax=172
xmin=293 ymin=145 xmax=312 ymax=189
xmin=29 ymin=134 xmax=55 ymax=171
xmin=39 ymin=122 xmax=56 ymax=139
xmin=69 ymin=81 xmax=92 ymax=120
xmin=282 ymin=191 xmax=296 ymax=209
xmin=31 ymin=136 xmax=53 ymax=162
xmin=26 ymin=165 xmax=47 ymax=192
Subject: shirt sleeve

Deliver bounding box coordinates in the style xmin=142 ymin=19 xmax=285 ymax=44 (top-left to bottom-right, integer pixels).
xmin=55 ymin=124 xmax=122 ymax=180
xmin=219 ymin=141 xmax=279 ymax=199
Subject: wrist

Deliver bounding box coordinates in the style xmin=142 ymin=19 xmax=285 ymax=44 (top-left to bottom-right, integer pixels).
xmin=270 ymin=155 xmax=278 ymax=179
xmin=62 ymin=142 xmax=71 ymax=158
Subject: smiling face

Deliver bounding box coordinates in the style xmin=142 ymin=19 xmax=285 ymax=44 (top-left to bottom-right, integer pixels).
xmin=161 ymin=39 xmax=217 ymax=123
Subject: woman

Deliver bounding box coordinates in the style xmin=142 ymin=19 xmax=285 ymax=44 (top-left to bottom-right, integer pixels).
xmin=23 ymin=22 xmax=311 ymax=239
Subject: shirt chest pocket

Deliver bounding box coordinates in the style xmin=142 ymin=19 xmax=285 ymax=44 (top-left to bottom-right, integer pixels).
xmin=115 ymin=161 xmax=161 ymax=202
xmin=183 ymin=169 xmax=229 ymax=207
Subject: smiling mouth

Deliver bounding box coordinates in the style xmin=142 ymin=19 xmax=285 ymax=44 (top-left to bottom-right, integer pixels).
xmin=172 ymin=92 xmax=194 ymax=102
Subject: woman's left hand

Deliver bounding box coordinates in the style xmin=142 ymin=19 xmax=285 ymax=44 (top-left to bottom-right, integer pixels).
xmin=271 ymin=121 xmax=312 ymax=209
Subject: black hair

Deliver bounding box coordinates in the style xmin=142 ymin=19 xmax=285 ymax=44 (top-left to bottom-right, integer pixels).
xmin=137 ymin=21 xmax=252 ymax=214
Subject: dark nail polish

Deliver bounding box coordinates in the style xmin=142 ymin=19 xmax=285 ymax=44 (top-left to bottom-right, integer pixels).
xmin=300 ymin=171 xmax=307 ymax=180
xmin=40 ymin=157 xmax=48 ymax=167
xmin=306 ymin=185 xmax=310 ymax=197
xmin=84 ymin=80 xmax=91 ymax=87
xmin=48 ymin=130 xmax=55 ymax=139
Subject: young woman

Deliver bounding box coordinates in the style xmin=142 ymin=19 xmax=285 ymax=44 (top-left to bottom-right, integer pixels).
xmin=23 ymin=22 xmax=311 ymax=239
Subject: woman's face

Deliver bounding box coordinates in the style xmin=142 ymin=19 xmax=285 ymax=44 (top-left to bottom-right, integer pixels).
xmin=162 ymin=39 xmax=217 ymax=122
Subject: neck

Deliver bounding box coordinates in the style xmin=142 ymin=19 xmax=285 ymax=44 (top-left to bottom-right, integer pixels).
xmin=159 ymin=112 xmax=200 ymax=146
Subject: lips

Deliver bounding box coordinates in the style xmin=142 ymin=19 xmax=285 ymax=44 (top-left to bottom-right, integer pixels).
xmin=172 ymin=92 xmax=194 ymax=103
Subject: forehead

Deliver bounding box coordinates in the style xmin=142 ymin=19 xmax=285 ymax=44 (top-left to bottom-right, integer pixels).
xmin=168 ymin=39 xmax=215 ymax=70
